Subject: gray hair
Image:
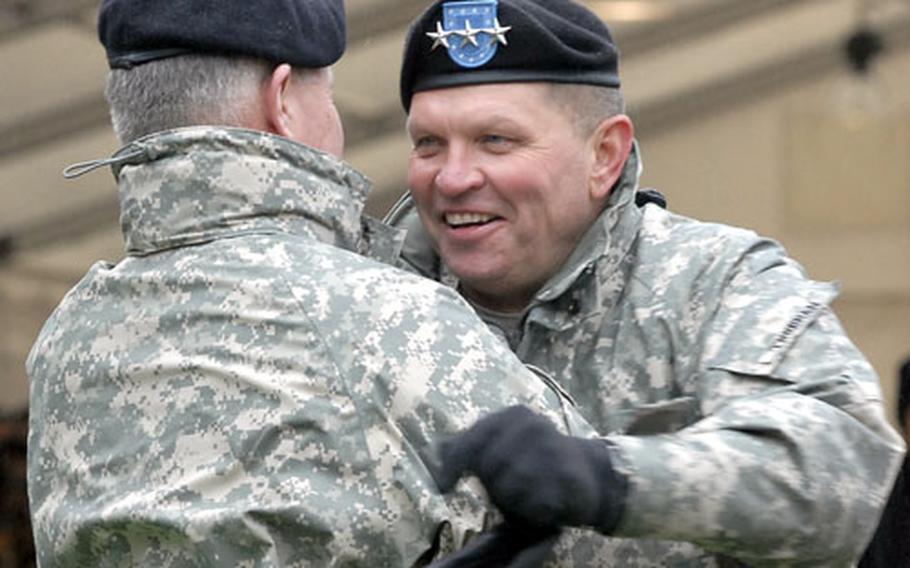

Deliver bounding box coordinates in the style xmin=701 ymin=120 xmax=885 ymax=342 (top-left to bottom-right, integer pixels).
xmin=104 ymin=54 xmax=274 ymax=144
xmin=547 ymin=83 xmax=626 ymax=137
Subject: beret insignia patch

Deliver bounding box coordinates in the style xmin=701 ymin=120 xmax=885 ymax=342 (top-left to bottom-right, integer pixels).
xmin=428 ymin=0 xmax=510 ymax=68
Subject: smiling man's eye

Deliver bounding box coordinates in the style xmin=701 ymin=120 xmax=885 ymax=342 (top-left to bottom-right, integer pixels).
xmin=413 ymin=135 xmax=438 ymax=148
xmin=481 ymin=134 xmax=515 ymax=151
xmin=411 ymin=135 xmax=443 ymax=156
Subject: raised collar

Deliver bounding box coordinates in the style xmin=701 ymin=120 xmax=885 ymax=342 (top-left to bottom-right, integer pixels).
xmin=530 ymin=142 xmax=645 ymax=312
xmin=108 ymin=127 xmax=399 ymax=260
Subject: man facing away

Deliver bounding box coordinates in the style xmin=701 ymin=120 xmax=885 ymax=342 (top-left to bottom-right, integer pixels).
xmin=389 ymin=0 xmax=907 ymax=565
xmin=25 ymin=0 xmax=607 ymax=565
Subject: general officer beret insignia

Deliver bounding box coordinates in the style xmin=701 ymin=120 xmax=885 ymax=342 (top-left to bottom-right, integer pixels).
xmin=400 ymin=0 xmax=621 ymax=111
xmin=428 ymin=1 xmax=511 ymax=68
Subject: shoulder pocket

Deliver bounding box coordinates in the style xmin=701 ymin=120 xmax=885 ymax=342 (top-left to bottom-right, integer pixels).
xmin=703 ymin=280 xmax=838 ymax=380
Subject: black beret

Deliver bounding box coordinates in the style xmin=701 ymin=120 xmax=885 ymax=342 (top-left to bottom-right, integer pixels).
xmin=400 ymin=0 xmax=620 ymax=111
xmin=98 ymin=0 xmax=346 ymax=70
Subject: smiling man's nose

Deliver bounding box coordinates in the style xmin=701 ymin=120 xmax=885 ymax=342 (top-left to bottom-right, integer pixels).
xmin=435 ymin=150 xmax=484 ymax=197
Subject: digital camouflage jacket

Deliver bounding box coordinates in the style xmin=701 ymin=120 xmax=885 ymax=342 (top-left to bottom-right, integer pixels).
xmin=388 ymin=145 xmax=906 ymax=567
xmin=26 ymin=127 xmax=597 ymax=567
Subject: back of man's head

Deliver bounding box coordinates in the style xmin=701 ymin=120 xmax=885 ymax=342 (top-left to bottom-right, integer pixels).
xmin=105 ymin=55 xmax=269 ymax=144
xmin=97 ymin=0 xmax=345 ymax=143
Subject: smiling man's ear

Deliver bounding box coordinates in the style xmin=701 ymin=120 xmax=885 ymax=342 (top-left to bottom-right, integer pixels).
xmin=589 ymin=115 xmax=634 ymax=201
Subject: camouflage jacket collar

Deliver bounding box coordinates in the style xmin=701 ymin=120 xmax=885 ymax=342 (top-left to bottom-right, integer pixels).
xmin=111 ymin=127 xmax=401 ymax=261
xmin=530 ymin=143 xmax=644 ymax=317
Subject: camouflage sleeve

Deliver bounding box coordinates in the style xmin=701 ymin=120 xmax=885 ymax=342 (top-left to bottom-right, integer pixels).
xmin=281 ymin=248 xmax=597 ymax=561
xmin=607 ymin=242 xmax=906 ymax=566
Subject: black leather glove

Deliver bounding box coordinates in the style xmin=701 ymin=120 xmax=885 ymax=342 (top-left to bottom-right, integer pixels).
xmin=430 ymin=523 xmax=560 ymax=568
xmin=437 ymin=405 xmax=628 ymax=533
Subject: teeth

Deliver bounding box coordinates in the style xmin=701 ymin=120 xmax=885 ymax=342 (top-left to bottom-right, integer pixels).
xmin=446 ymin=212 xmax=495 ymax=226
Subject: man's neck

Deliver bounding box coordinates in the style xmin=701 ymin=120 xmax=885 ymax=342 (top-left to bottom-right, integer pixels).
xmin=461 ymin=284 xmax=532 ymax=315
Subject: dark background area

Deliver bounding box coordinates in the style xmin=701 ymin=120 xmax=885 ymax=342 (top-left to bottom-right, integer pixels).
xmin=0 ymin=409 xmax=34 ymax=568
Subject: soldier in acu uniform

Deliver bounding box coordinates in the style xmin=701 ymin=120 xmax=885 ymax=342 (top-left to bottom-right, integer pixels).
xmin=26 ymin=0 xmax=611 ymax=565
xmin=391 ymin=0 xmax=907 ymax=565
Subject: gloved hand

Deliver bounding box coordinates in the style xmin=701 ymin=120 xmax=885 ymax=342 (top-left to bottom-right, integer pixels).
xmin=437 ymin=405 xmax=627 ymax=534
xmin=430 ymin=523 xmax=560 ymax=568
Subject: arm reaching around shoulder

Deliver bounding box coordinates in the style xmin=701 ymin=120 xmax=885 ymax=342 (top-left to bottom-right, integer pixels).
xmin=432 ymin=405 xmax=625 ymax=567
xmin=434 ymin=303 xmax=906 ymax=566
xmin=437 ymin=405 xmax=626 ymax=533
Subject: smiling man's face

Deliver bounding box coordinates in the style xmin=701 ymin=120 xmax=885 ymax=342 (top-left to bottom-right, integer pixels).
xmin=407 ymin=82 xmax=607 ymax=312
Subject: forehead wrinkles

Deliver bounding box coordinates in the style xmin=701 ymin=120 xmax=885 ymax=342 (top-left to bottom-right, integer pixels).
xmin=407 ymin=84 xmax=559 ymax=135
